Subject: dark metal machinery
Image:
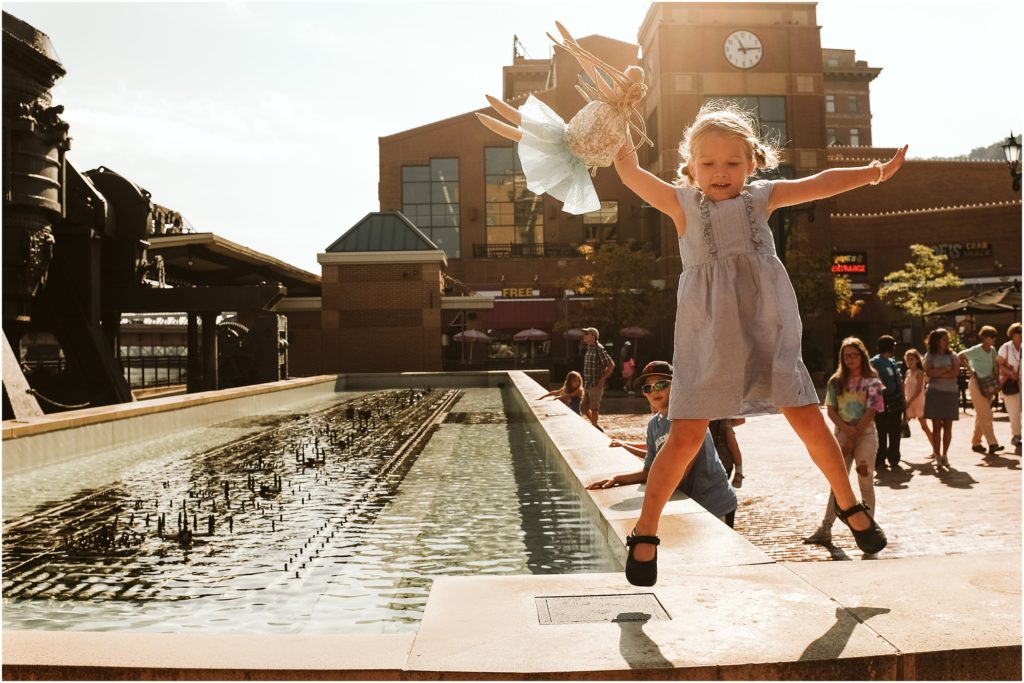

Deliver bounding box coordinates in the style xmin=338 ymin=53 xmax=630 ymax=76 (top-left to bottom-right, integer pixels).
xmin=2 ymin=12 xmax=288 ymax=419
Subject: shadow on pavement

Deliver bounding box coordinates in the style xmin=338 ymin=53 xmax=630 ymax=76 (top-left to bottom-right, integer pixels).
xmin=875 ymin=465 xmax=913 ymax=490
xmin=934 ymin=466 xmax=979 ymax=489
xmin=799 ymin=606 xmax=891 ymax=661
xmin=616 ymin=612 xmax=674 ymax=670
xmin=979 ymin=453 xmax=1021 ymax=470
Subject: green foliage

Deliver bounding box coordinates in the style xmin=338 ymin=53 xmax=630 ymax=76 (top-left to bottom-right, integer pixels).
xmin=968 ymin=134 xmax=1021 ymax=161
xmin=877 ymin=244 xmax=963 ymax=320
xmin=785 ymin=225 xmax=862 ymax=317
xmin=568 ymin=241 xmax=661 ymax=340
xmin=947 ymin=328 xmax=966 ymax=353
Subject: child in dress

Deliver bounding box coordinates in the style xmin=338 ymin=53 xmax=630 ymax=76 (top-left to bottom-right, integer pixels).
xmin=538 ymin=370 xmax=584 ymax=415
xmin=903 ymin=348 xmax=934 ymax=452
xmin=923 ymin=328 xmax=961 ymax=469
xmin=804 ymin=338 xmax=885 ymax=547
xmin=612 ymin=100 xmax=907 ymax=585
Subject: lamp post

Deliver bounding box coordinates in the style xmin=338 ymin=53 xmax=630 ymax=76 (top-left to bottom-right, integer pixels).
xmin=1002 ymin=131 xmax=1021 ymax=192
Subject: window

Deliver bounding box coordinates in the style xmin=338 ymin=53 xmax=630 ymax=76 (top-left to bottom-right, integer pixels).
xmin=826 ymin=128 xmax=837 ymax=146
xmin=484 ymin=146 xmax=544 ymax=254
xmin=402 ymin=158 xmax=460 ymax=258
xmin=583 ymin=201 xmax=619 ymax=243
xmin=706 ymin=95 xmax=787 ymax=146
xmin=849 ymin=129 xmax=860 ymax=147
xmin=825 ymin=95 xmax=835 ymax=113
xmin=846 ymin=95 xmax=858 ymax=113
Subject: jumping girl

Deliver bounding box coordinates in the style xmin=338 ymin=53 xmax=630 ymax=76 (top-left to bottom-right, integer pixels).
xmin=612 ymin=100 xmax=907 ymax=585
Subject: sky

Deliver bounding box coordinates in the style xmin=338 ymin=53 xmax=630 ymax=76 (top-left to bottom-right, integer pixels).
xmin=5 ymin=0 xmax=1022 ymax=274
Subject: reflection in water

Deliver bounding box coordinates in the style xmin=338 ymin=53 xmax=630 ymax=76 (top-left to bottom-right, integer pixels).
xmin=2 ymin=388 xmax=617 ymax=634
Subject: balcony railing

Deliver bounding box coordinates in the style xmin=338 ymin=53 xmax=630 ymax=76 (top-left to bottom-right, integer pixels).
xmin=472 ymin=242 xmax=574 ymax=258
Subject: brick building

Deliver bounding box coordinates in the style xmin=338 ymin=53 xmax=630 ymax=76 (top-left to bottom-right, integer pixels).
xmin=315 ymin=213 xmax=446 ymax=374
xmin=315 ymin=1 xmax=1020 ymax=376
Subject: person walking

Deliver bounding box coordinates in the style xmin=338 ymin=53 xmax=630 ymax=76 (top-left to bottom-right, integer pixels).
xmin=580 ymin=327 xmax=615 ymax=429
xmin=903 ymin=348 xmax=934 ymax=448
xmin=805 ymin=337 xmax=884 ymax=548
xmin=871 ymin=335 xmax=905 ymax=470
xmin=619 ymin=340 xmax=636 ymax=394
xmin=960 ymin=325 xmax=1004 ymax=456
xmin=709 ymin=418 xmax=745 ymax=488
xmin=923 ymin=328 xmax=961 ymax=468
xmin=997 ymin=323 xmax=1022 ymax=455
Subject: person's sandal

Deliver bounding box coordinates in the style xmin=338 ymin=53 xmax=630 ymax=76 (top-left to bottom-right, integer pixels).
xmin=625 ymin=529 xmax=660 ymax=587
xmin=833 ymin=500 xmax=887 ymax=554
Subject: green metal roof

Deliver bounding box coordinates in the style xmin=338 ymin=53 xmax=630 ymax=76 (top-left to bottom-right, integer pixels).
xmin=325 ymin=212 xmax=439 ymax=253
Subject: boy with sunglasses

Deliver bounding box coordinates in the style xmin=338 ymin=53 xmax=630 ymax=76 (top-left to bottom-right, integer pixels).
xmin=587 ymin=361 xmax=738 ymax=527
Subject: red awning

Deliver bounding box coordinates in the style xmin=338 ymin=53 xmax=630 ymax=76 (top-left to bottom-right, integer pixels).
xmin=474 ymin=299 xmax=559 ymax=331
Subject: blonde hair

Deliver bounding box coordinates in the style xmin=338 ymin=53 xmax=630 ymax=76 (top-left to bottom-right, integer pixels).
xmin=561 ymin=370 xmax=583 ymax=392
xmin=904 ymin=347 xmax=923 ymax=369
xmin=674 ymin=100 xmax=782 ymax=186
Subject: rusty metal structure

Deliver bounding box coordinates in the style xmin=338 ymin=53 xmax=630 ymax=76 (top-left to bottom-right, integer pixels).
xmin=2 ymin=11 xmax=290 ymax=419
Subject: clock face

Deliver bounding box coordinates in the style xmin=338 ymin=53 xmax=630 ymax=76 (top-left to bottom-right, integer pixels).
xmin=723 ymin=30 xmax=763 ymax=69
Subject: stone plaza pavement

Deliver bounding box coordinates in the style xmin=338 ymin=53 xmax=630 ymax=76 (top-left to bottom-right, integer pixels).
xmin=600 ymin=400 xmax=1021 ymax=563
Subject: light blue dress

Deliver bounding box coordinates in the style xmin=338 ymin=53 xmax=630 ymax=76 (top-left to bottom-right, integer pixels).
xmin=667 ymin=180 xmax=818 ymax=419
xmin=516 ymin=96 xmax=600 ymax=215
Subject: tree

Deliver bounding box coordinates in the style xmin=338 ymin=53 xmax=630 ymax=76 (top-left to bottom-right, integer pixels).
xmin=785 ymin=225 xmax=863 ymax=318
xmin=567 ymin=241 xmax=660 ymax=345
xmin=877 ymin=244 xmax=963 ymax=327
xmin=967 ymin=134 xmax=1021 ymax=161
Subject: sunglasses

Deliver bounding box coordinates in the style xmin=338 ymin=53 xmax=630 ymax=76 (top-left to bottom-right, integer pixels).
xmin=641 ymin=379 xmax=671 ymax=394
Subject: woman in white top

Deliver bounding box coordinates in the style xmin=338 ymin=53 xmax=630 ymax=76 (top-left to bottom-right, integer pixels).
xmin=997 ymin=322 xmax=1022 ymax=454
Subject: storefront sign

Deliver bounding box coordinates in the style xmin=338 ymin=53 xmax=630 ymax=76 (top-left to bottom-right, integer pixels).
xmin=831 ymin=252 xmax=867 ymax=274
xmin=931 ymin=241 xmax=992 ymax=259
xmin=501 ymin=287 xmax=535 ymax=298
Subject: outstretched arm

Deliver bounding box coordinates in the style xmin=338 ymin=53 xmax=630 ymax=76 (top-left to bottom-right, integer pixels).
xmin=613 ymin=136 xmax=686 ymax=234
xmin=768 ymin=145 xmax=908 ymax=213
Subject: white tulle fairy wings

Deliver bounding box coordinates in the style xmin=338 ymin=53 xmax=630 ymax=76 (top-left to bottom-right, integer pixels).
xmin=476 ymin=21 xmax=652 ymax=215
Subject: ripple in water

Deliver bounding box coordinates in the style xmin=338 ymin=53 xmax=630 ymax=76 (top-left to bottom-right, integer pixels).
xmin=2 ymin=388 xmax=617 ymax=634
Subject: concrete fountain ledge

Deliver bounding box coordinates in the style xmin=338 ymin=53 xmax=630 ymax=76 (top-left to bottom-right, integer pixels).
xmin=2 ymin=371 xmax=1020 ymax=680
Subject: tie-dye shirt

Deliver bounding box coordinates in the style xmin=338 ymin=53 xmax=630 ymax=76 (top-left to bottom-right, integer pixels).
xmin=824 ymin=376 xmax=885 ymax=425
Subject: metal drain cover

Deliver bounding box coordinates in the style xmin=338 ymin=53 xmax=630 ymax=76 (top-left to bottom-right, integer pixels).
xmin=535 ymin=593 xmax=670 ymax=625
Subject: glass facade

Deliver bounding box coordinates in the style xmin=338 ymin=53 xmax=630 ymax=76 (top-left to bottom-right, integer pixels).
xmin=484 ymin=146 xmax=544 ymax=254
xmin=402 ymin=158 xmax=460 ymax=258
xmin=707 ymin=95 xmax=787 ymax=146
xmin=583 ymin=201 xmax=619 ymax=243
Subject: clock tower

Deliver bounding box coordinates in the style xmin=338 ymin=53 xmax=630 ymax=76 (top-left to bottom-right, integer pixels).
xmin=636 ymin=2 xmax=835 ymax=361
xmin=637 ymin=2 xmax=826 ymax=182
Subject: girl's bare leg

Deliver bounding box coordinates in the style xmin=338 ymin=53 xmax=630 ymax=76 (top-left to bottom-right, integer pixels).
xmin=919 ymin=418 xmax=934 ymax=445
xmin=930 ymin=420 xmax=942 ymax=458
xmin=780 ymin=404 xmax=872 ymax=531
xmin=631 ymin=419 xmax=709 ymax=561
xmin=942 ymin=420 xmax=953 ymax=457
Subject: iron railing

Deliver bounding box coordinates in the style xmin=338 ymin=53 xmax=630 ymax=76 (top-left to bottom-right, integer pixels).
xmin=472 ymin=242 xmax=573 ymax=258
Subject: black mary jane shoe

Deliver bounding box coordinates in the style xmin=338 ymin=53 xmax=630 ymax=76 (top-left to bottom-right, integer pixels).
xmin=833 ymin=500 xmax=887 ymax=554
xmin=625 ymin=529 xmax=660 ymax=587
